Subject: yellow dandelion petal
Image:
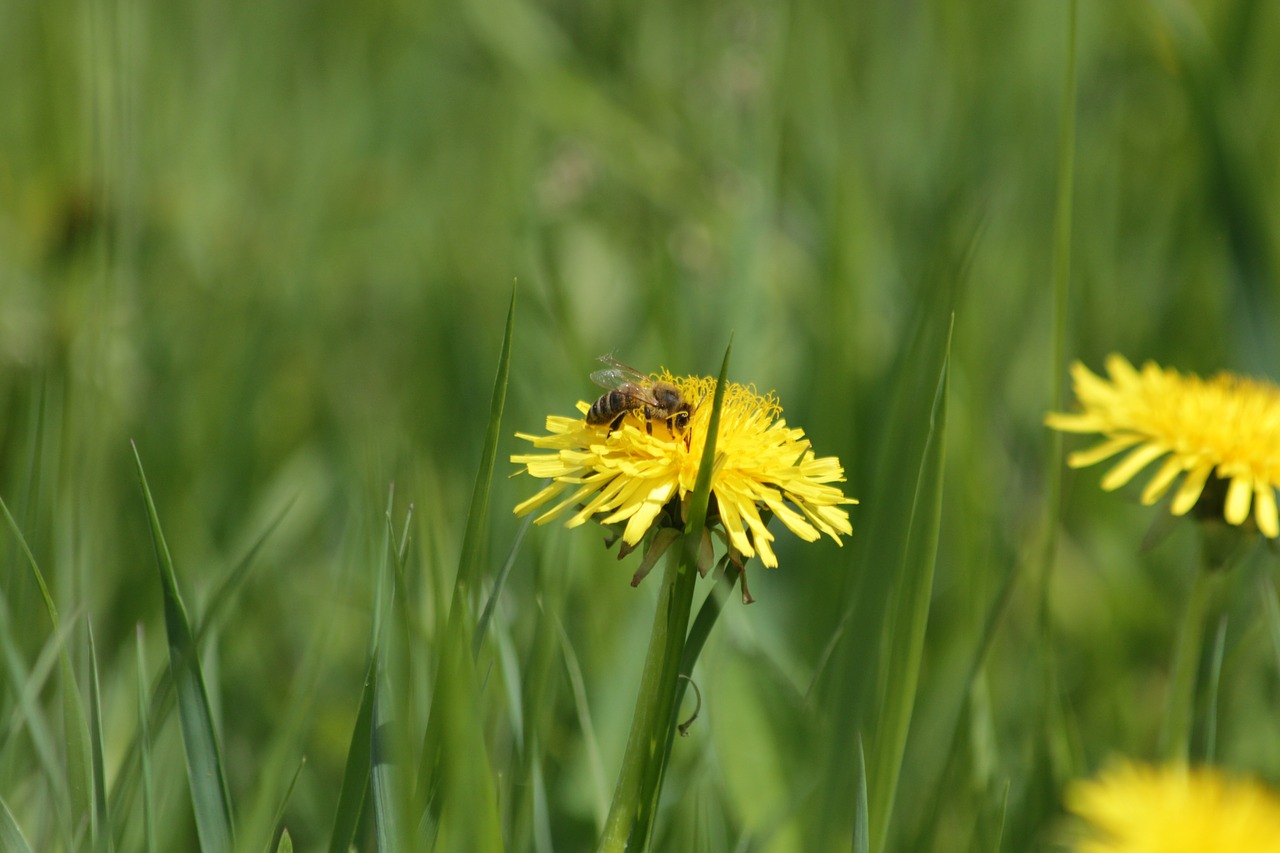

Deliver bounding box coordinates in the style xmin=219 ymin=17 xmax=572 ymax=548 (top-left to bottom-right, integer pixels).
xmin=737 ymin=498 xmax=779 ymax=568
xmin=1048 ymin=355 xmax=1280 ymax=538
xmin=1066 ymin=761 xmax=1280 ymax=853
xmin=1099 ymin=442 xmax=1169 ymax=492
xmin=1224 ymin=475 xmax=1253 ymax=526
xmin=1066 ymin=435 xmax=1144 ymax=469
xmin=1072 ymin=359 xmax=1119 ymax=404
xmin=539 ymin=479 xmax=610 ymax=526
xmin=1045 ymin=412 xmax=1111 ymax=434
xmin=1104 ymin=352 xmax=1140 ymax=386
xmin=713 ymin=484 xmax=756 ymax=559
xmin=1139 ymin=455 xmax=1186 ymax=505
xmin=511 ymin=367 xmax=857 ymax=585
xmin=760 ymin=492 xmax=821 ymax=543
xmin=1170 ymin=461 xmax=1213 ymax=516
xmin=514 ymin=480 xmax=570 ymax=517
xmin=1255 ymin=483 xmax=1279 ymax=538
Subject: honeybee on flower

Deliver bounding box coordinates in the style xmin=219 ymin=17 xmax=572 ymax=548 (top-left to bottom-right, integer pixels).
xmin=512 ymin=358 xmax=857 ymax=600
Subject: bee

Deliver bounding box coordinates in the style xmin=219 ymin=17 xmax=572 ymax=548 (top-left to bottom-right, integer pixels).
xmin=586 ymin=355 xmax=695 ymax=435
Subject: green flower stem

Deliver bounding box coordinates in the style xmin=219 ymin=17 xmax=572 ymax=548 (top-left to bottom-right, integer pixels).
xmin=598 ymin=341 xmax=732 ymax=852
xmin=597 ymin=545 xmax=699 ymax=853
xmin=1161 ymin=564 xmax=1216 ymax=762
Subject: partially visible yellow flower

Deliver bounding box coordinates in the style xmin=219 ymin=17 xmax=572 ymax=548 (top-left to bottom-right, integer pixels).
xmin=1066 ymin=761 xmax=1280 ymax=853
xmin=511 ymin=372 xmax=856 ymax=580
xmin=1046 ymin=354 xmax=1280 ymax=538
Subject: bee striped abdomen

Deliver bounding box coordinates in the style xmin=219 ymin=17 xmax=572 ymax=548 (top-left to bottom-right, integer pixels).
xmin=586 ymin=388 xmax=639 ymax=427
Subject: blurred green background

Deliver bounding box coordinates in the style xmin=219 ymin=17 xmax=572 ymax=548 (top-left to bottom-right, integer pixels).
xmin=3 ymin=0 xmax=1280 ymax=850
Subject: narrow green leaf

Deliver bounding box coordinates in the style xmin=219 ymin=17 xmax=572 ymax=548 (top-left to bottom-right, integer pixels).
xmin=474 ymin=515 xmax=532 ymax=659
xmin=108 ymin=501 xmax=291 ymax=829
xmin=553 ymin=612 xmax=609 ymax=829
xmin=1203 ymin=616 xmax=1228 ymax=763
xmin=86 ymin=619 xmax=111 ymax=853
xmin=431 ymin=634 xmax=504 ymax=853
xmin=1263 ymin=577 xmax=1280 ymax=677
xmin=454 ymin=282 xmax=516 ymax=604
xmin=328 ymin=655 xmax=378 ymax=853
xmin=0 ymin=794 xmax=34 ymax=853
xmin=135 ymin=626 xmax=157 ymax=853
xmin=275 ymin=828 xmax=294 ymax=853
xmin=371 ymin=671 xmax=406 ymax=853
xmin=262 ymin=756 xmax=307 ymax=853
xmin=417 ymin=285 xmax=515 ymax=814
xmin=0 ymin=493 xmax=90 ymax=842
xmin=0 ymin=592 xmax=73 ymax=819
xmin=1160 ymin=567 xmax=1215 ymax=762
xmin=61 ymin=649 xmax=94 ymax=850
xmin=853 ymin=734 xmax=869 ymax=853
xmin=868 ymin=324 xmax=950 ymax=853
xmin=597 ymin=341 xmax=732 ymax=853
xmin=132 ymin=442 xmax=235 ymax=853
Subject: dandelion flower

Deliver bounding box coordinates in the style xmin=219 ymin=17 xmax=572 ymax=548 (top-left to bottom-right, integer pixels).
xmin=1046 ymin=354 xmax=1280 ymax=538
xmin=1066 ymin=761 xmax=1280 ymax=853
xmin=512 ymin=370 xmax=856 ymax=589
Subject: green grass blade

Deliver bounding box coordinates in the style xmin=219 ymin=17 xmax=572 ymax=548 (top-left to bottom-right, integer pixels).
xmin=1160 ymin=567 xmax=1215 ymax=762
xmin=868 ymin=323 xmax=950 ymax=853
xmin=601 ymin=340 xmax=731 ymax=853
xmin=554 ymin=612 xmax=609 ymax=829
xmin=132 ymin=442 xmax=235 ymax=853
xmin=135 ymin=626 xmax=157 ymax=853
xmin=431 ymin=633 xmax=504 ymax=853
xmin=1264 ymin=577 xmax=1280 ymax=677
xmin=0 ymin=494 xmax=90 ymax=840
xmin=454 ymin=282 xmax=516 ymax=605
xmin=0 ymin=594 xmax=75 ymax=826
xmin=261 ymin=755 xmax=306 ymax=853
xmin=61 ymin=648 xmax=94 ymax=850
xmin=327 ymin=654 xmax=378 ymax=853
xmin=86 ymin=619 xmax=111 ymax=853
xmin=1203 ymin=615 xmax=1228 ymax=763
xmin=1040 ymin=0 xmax=1077 ymax=666
xmin=371 ymin=670 xmax=406 ymax=853
xmin=853 ymin=734 xmax=869 ymax=853
xmin=474 ymin=515 xmax=532 ymax=659
xmin=107 ymin=501 xmax=291 ymax=832
xmin=0 ymin=794 xmax=34 ymax=853
xmin=904 ymin=561 xmax=1020 ymax=849
xmin=416 ymin=285 xmax=515 ymax=814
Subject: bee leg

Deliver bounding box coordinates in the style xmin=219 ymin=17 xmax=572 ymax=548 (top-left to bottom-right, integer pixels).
xmin=608 ymin=412 xmax=626 ymax=433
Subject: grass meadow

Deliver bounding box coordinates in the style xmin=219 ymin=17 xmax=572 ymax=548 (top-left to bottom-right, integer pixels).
xmin=4 ymin=0 xmax=1280 ymax=850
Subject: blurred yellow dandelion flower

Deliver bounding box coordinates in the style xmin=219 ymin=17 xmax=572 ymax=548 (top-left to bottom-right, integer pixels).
xmin=1066 ymin=761 xmax=1280 ymax=853
xmin=1046 ymin=354 xmax=1280 ymax=538
xmin=512 ymin=370 xmax=856 ymax=583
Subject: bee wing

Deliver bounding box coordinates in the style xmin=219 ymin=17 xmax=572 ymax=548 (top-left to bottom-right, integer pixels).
xmin=589 ymin=371 xmax=662 ymax=406
xmin=588 ymin=353 xmax=650 ymax=386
